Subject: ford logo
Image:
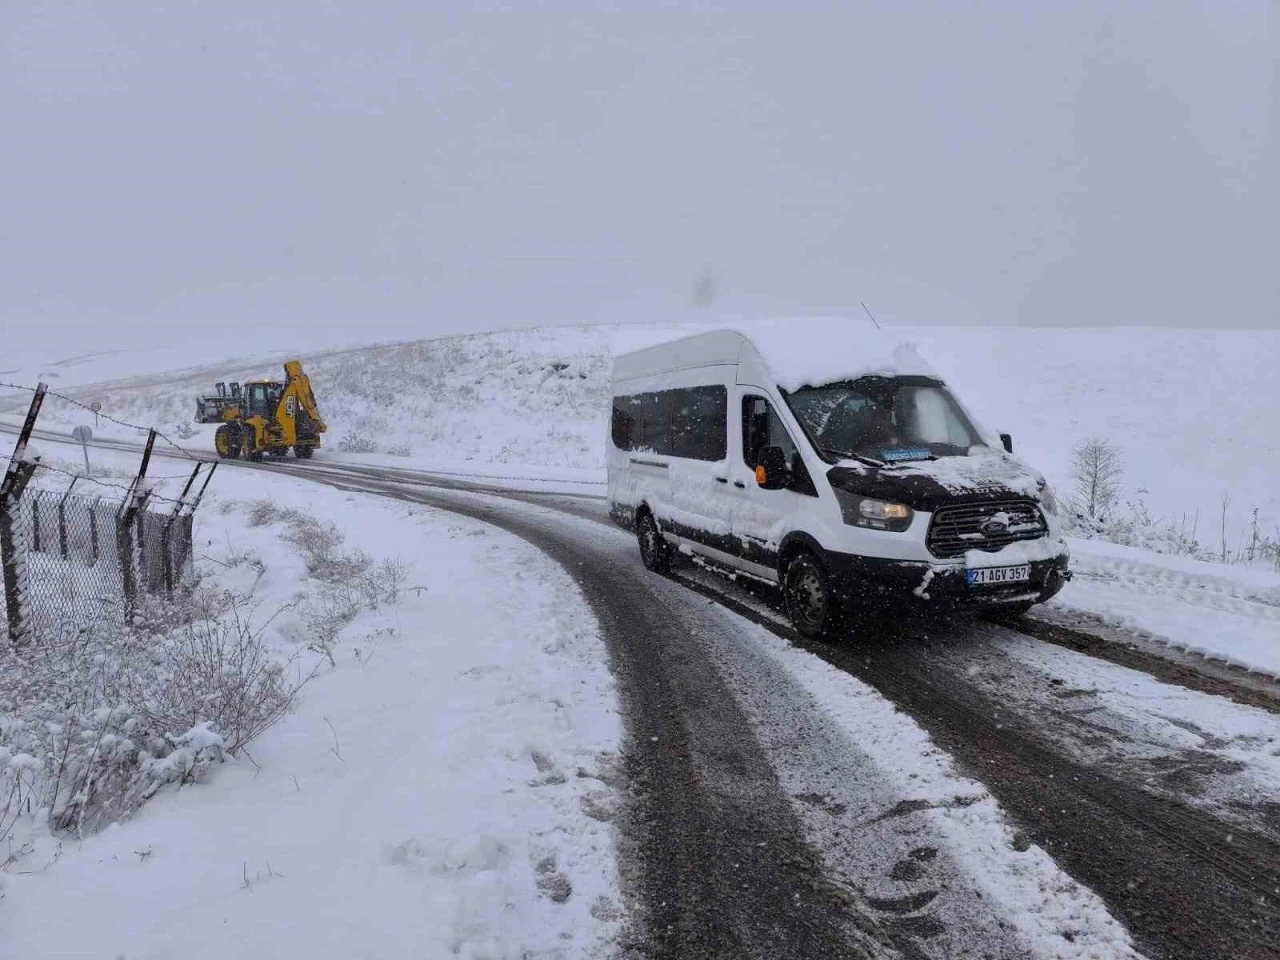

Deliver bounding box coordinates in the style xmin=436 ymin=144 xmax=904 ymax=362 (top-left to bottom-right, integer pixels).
xmin=979 ymin=517 xmax=1009 ymax=536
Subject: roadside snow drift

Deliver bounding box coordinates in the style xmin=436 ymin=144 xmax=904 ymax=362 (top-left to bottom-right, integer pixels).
xmin=0 ymin=452 xmax=625 ymax=960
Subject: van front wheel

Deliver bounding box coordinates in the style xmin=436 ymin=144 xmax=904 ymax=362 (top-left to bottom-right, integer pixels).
xmin=637 ymin=512 xmax=672 ymax=574
xmin=784 ymin=552 xmax=840 ymax=639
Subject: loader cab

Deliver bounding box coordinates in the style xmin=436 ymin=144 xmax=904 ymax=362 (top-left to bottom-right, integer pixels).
xmin=244 ymin=381 xmax=284 ymax=419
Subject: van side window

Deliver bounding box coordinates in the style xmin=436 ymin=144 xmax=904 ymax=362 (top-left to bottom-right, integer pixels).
xmin=742 ymin=396 xmax=797 ymax=468
xmin=670 ymin=387 xmax=728 ymax=460
xmin=612 ymin=386 xmax=727 ymax=461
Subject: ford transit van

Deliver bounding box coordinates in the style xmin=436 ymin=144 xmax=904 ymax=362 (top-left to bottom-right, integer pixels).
xmin=607 ymin=320 xmax=1071 ymax=637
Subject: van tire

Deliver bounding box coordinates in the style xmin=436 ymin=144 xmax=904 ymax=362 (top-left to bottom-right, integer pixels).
xmin=784 ymin=551 xmax=840 ymax=639
xmin=637 ymin=512 xmax=672 ymax=574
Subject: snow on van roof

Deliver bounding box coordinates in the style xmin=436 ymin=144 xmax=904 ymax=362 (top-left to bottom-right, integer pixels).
xmin=612 ymin=317 xmax=934 ymax=391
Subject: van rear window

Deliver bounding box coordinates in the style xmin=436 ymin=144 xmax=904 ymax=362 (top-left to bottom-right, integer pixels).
xmin=612 ymin=386 xmax=727 ymax=461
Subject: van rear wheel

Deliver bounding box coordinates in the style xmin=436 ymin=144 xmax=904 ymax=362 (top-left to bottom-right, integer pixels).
xmin=637 ymin=512 xmax=672 ymax=574
xmin=784 ymin=552 xmax=840 ymax=639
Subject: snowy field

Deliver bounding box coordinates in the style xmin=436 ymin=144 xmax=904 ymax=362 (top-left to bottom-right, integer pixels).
xmin=3 ymin=321 xmax=1277 ymax=675
xmin=0 ymin=441 xmax=625 ymax=960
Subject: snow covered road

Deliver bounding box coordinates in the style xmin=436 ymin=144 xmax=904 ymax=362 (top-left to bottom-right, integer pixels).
xmin=5 ymin=430 xmax=1280 ymax=958
xmin=282 ymin=461 xmax=1279 ymax=959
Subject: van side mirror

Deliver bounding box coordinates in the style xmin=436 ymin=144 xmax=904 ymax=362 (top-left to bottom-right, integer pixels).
xmin=999 ymin=433 xmax=1014 ymax=454
xmin=755 ymin=446 xmax=789 ymax=490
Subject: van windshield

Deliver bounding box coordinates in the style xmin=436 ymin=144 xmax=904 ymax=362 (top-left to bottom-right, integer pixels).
xmin=785 ymin=376 xmax=986 ymax=464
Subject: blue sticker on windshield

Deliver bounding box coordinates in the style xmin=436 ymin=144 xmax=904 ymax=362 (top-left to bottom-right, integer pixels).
xmin=882 ymin=447 xmax=932 ymax=462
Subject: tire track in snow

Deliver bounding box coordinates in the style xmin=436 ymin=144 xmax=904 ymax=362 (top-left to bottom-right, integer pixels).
xmin=14 ymin=426 xmax=1274 ymax=956
xmin=663 ymin=567 xmax=1280 ymax=960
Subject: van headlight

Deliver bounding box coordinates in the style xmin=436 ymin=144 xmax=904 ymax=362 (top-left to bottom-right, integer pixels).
xmin=833 ymin=490 xmax=914 ymax=532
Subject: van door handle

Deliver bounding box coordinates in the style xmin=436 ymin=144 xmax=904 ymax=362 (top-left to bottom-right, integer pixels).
xmin=715 ymin=477 xmax=728 ymax=484
xmin=733 ymin=480 xmax=747 ymax=489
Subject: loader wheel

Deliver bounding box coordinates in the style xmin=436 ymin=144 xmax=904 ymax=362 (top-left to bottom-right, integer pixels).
xmin=214 ymin=424 xmax=241 ymax=460
xmin=294 ymin=444 xmax=313 ymax=460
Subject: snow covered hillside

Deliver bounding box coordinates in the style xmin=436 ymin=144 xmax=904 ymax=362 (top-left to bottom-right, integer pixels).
xmin=6 ymin=323 xmax=1276 ymax=553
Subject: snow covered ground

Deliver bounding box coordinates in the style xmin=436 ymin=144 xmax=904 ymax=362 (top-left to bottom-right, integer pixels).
xmin=3 ymin=328 xmax=1275 ymax=955
xmin=0 ymin=443 xmax=625 ymax=959
xmin=1049 ymin=537 xmax=1280 ymax=677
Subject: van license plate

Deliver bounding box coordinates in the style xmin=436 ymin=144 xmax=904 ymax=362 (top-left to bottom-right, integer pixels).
xmin=967 ymin=565 xmax=1030 ymax=587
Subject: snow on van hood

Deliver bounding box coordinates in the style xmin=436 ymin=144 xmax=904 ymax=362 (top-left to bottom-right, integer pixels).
xmin=827 ymin=448 xmax=1045 ymax=512
xmin=611 ymin=317 xmax=934 ymax=392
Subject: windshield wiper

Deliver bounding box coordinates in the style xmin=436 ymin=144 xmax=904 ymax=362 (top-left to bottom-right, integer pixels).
xmin=820 ymin=447 xmax=886 ymax=469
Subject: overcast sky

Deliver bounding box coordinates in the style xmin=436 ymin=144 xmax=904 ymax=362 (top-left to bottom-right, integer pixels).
xmin=1 ymin=1 xmax=1275 ymax=361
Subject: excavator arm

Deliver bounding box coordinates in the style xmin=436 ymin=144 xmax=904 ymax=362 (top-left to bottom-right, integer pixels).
xmin=283 ymin=360 xmax=327 ymax=434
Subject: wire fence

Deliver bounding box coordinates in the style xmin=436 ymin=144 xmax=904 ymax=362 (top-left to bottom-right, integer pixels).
xmin=1 ymin=488 xmax=197 ymax=641
xmin=0 ymin=381 xmax=217 ymax=644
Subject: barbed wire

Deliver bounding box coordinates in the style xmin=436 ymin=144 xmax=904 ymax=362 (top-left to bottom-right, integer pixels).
xmin=0 ymin=380 xmax=203 ymax=463
xmin=0 ymin=450 xmax=204 ymax=482
xmin=0 ymin=452 xmax=200 ymax=505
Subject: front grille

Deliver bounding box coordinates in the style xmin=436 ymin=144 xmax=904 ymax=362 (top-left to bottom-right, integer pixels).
xmin=927 ymin=500 xmax=1047 ymax=559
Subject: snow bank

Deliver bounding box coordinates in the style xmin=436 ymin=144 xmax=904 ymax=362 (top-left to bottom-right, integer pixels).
xmin=1049 ymin=538 xmax=1280 ymax=677
xmin=0 ymin=452 xmax=625 ymax=959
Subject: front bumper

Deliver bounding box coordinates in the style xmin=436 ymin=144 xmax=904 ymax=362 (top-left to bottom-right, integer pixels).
xmin=824 ymin=548 xmax=1071 ymax=613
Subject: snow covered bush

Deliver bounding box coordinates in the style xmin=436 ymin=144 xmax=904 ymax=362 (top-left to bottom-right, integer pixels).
xmin=0 ymin=596 xmax=311 ymax=844
xmin=337 ymin=431 xmax=378 ymax=454
xmin=1064 ymin=496 xmax=1212 ymax=560
xmin=386 ymin=443 xmax=412 ymax=458
xmin=121 ymin=598 xmax=309 ymax=756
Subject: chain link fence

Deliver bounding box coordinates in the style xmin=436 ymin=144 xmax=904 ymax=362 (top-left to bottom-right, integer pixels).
xmin=1 ymin=488 xmax=197 ymax=640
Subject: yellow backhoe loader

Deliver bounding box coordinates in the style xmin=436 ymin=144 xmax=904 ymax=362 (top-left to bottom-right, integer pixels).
xmin=195 ymin=360 xmax=327 ymax=460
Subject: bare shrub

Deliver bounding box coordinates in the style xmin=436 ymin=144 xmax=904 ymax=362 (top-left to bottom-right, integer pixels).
xmin=282 ymin=515 xmax=370 ymax=583
xmin=0 ymin=597 xmax=313 ymax=844
xmin=372 ymin=558 xmax=408 ymax=605
xmin=386 ymin=444 xmax=412 ymax=458
xmin=302 ymin=590 xmax=361 ymax=666
xmin=247 ymin=499 xmax=303 ymax=528
xmin=300 ymin=558 xmax=408 ymax=664
xmin=122 ymin=598 xmax=312 ymax=757
xmin=337 ymin=432 xmax=378 ymax=454
xmin=1070 ymin=437 xmax=1123 ymax=519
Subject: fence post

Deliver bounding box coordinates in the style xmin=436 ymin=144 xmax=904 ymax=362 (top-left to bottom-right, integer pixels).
xmin=31 ymin=489 xmax=42 ymax=554
xmin=0 ymin=487 xmax=32 ymax=645
xmin=58 ymin=477 xmax=78 ymax=560
xmin=185 ymin=461 xmax=218 ymax=517
xmin=115 ymin=502 xmax=135 ymax=622
xmin=118 ymin=431 xmax=157 ymax=619
xmin=1 ymin=384 xmax=47 ymax=645
xmin=89 ymin=497 xmax=101 ymax=564
xmin=161 ymin=463 xmax=203 ymax=594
